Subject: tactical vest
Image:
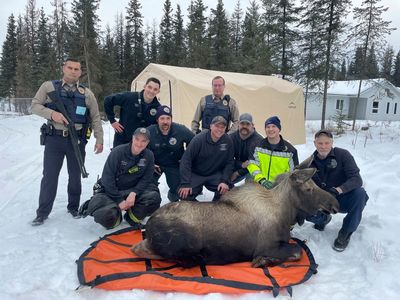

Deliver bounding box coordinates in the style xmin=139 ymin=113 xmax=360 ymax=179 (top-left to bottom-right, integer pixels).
xmin=201 ymin=94 xmax=230 ymax=130
xmin=46 ymin=80 xmax=88 ymax=124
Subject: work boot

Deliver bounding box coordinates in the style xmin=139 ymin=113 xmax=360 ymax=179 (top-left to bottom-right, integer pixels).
xmin=31 ymin=216 xmax=48 ymax=226
xmin=332 ymin=230 xmax=352 ymax=252
xmin=314 ymin=214 xmax=332 ymax=231
xmin=68 ymin=210 xmax=81 ymax=219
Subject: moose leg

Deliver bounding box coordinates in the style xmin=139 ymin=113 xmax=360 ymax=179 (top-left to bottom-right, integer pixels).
xmin=131 ymin=239 xmax=164 ymax=260
xmin=251 ymin=242 xmax=302 ymax=267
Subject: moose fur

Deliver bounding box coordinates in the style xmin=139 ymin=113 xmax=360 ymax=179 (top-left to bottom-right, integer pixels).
xmin=132 ymin=168 xmax=339 ymax=267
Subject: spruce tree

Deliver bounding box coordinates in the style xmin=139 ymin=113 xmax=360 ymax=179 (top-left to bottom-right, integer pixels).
xmin=172 ymin=4 xmax=186 ymax=66
xmin=348 ymin=0 xmax=395 ymax=129
xmin=393 ymin=50 xmax=400 ymax=87
xmin=208 ymin=0 xmax=231 ymax=70
xmin=0 ymin=14 xmax=17 ymax=97
xmin=380 ymin=45 xmax=394 ymax=82
xmin=50 ymin=0 xmax=69 ymax=67
xmin=365 ymin=44 xmax=379 ymax=79
xmin=159 ymin=0 xmax=174 ymax=65
xmin=347 ymin=46 xmax=365 ymax=79
xmin=229 ymin=0 xmax=243 ymax=72
xmin=186 ymin=0 xmax=208 ymax=68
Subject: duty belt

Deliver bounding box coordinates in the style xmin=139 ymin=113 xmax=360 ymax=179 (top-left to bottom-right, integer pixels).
xmin=52 ymin=128 xmax=83 ymax=137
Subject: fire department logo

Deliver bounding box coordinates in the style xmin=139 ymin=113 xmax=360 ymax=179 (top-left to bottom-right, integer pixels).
xmin=78 ymin=87 xmax=85 ymax=94
xmin=220 ymin=143 xmax=228 ymax=151
xmin=150 ymin=108 xmax=157 ymax=116
xmin=163 ymin=107 xmax=171 ymax=114
xmin=222 ymin=100 xmax=228 ymax=106
xmin=169 ymin=137 xmax=177 ymax=145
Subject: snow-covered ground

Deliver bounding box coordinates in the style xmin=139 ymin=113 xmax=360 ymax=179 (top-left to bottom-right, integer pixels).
xmin=0 ymin=114 xmax=399 ymax=300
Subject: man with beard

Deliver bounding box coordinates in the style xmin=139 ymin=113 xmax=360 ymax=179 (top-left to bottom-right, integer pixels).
xmin=247 ymin=116 xmax=299 ymax=189
xmin=79 ymin=128 xmax=161 ymax=229
xmin=147 ymin=105 xmax=194 ymax=202
xmin=179 ymin=116 xmax=234 ymax=201
xmin=104 ymin=77 xmax=161 ymax=148
xmin=229 ymin=113 xmax=263 ymax=184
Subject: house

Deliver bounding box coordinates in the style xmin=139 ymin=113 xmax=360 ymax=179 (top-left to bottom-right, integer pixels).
xmin=306 ymin=78 xmax=400 ymax=121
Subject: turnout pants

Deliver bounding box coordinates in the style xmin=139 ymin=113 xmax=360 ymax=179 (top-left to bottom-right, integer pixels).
xmin=36 ymin=135 xmax=86 ymax=217
xmin=87 ymin=184 xmax=161 ymax=229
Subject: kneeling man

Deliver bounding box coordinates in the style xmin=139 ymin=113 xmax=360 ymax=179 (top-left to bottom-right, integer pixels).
xmin=80 ymin=128 xmax=161 ymax=229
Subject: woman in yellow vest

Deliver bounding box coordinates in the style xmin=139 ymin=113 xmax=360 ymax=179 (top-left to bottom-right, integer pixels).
xmin=247 ymin=116 xmax=299 ymax=189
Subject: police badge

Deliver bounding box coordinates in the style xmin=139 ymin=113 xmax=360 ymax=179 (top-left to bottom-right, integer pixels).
xmin=169 ymin=137 xmax=177 ymax=145
xmin=150 ymin=108 xmax=157 ymax=116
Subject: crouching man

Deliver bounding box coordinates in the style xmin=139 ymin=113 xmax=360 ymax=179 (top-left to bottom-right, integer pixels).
xmin=79 ymin=128 xmax=161 ymax=229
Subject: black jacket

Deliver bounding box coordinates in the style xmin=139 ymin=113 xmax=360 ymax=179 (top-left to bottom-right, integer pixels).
xmin=104 ymin=90 xmax=161 ymax=144
xmin=147 ymin=122 xmax=194 ymax=168
xmin=229 ymin=129 xmax=264 ymax=175
xmin=305 ymin=147 xmax=363 ymax=194
xmin=100 ymin=143 xmax=155 ymax=203
xmin=180 ymin=130 xmax=234 ymax=187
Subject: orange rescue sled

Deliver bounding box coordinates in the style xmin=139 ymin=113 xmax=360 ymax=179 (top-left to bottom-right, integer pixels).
xmin=77 ymin=227 xmax=318 ymax=297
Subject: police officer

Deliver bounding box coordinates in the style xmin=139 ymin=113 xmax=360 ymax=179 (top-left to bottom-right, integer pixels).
xmin=179 ymin=116 xmax=234 ymax=201
xmin=30 ymin=58 xmax=104 ymax=226
xmin=191 ymin=76 xmax=239 ymax=134
xmin=147 ymin=105 xmax=194 ymax=201
xmin=104 ymin=77 xmax=161 ymax=148
xmin=80 ymin=128 xmax=161 ymax=229
xmin=229 ymin=113 xmax=263 ymax=184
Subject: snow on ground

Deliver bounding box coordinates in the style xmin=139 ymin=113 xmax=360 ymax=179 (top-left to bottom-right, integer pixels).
xmin=0 ymin=115 xmax=399 ymax=300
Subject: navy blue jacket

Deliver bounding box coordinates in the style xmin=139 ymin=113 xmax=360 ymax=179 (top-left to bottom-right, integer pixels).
xmin=104 ymin=90 xmax=161 ymax=144
xmin=147 ymin=122 xmax=194 ymax=168
xmin=100 ymin=143 xmax=155 ymax=203
xmin=179 ymin=130 xmax=234 ymax=187
xmin=229 ymin=129 xmax=264 ymax=175
xmin=307 ymin=147 xmax=363 ymax=194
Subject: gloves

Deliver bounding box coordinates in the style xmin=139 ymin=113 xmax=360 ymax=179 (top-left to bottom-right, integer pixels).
xmin=259 ymin=178 xmax=274 ymax=190
xmin=328 ymin=187 xmax=339 ymax=197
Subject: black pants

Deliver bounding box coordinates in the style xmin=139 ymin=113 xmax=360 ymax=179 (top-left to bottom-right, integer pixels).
xmin=182 ymin=172 xmax=223 ymax=201
xmin=88 ymin=184 xmax=161 ymax=229
xmin=154 ymin=166 xmax=181 ymax=201
xmin=36 ymin=135 xmax=86 ymax=217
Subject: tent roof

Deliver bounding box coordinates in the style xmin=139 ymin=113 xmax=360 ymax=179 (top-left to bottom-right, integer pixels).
xmin=132 ymin=64 xmax=305 ymax=145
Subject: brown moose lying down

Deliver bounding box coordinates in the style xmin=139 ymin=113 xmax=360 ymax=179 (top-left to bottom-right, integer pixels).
xmin=132 ymin=168 xmax=339 ymax=267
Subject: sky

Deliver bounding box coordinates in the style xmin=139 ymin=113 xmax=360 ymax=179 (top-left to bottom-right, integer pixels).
xmin=1 ymin=0 xmax=400 ymax=53
xmin=0 ymin=112 xmax=399 ymax=299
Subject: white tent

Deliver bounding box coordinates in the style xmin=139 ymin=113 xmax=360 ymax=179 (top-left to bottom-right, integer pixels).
xmin=132 ymin=64 xmax=305 ymax=145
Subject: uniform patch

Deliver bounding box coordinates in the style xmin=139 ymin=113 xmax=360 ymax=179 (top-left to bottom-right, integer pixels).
xmin=138 ymin=158 xmax=147 ymax=167
xmin=128 ymin=166 xmax=139 ymax=174
xmin=78 ymin=87 xmax=85 ymax=94
xmin=220 ymin=143 xmax=228 ymax=151
xmin=169 ymin=137 xmax=177 ymax=145
xmin=76 ymin=106 xmax=87 ymax=115
xmin=150 ymin=108 xmax=157 ymax=116
xmin=222 ymin=100 xmax=228 ymax=106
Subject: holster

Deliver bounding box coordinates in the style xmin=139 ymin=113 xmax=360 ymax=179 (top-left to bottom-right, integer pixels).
xmin=40 ymin=123 xmax=49 ymax=145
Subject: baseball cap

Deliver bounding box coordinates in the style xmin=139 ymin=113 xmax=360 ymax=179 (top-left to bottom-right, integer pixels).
xmin=210 ymin=116 xmax=227 ymax=126
xmin=133 ymin=127 xmax=151 ymax=140
xmin=239 ymin=113 xmax=253 ymax=124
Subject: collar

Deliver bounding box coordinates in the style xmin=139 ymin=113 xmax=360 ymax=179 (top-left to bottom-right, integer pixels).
xmin=62 ymin=79 xmax=80 ymax=89
xmin=312 ymin=148 xmax=335 ymax=161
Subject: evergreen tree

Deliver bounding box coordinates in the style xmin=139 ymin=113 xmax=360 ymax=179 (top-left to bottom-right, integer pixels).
xmin=114 ymin=12 xmax=125 ymax=80
xmin=348 ymin=0 xmax=395 ymax=129
xmin=159 ymin=0 xmax=174 ymax=64
xmin=392 ymin=50 xmax=400 ymax=87
xmin=50 ymin=0 xmax=69 ymax=67
xmin=229 ymin=0 xmax=243 ymax=71
xmin=172 ymin=4 xmax=186 ymax=66
xmin=186 ymin=0 xmax=208 ymax=67
xmin=365 ymin=44 xmax=379 ymax=78
xmin=0 ymin=14 xmax=17 ymax=97
xmin=125 ymin=0 xmax=146 ymax=82
xmin=337 ymin=59 xmax=347 ymax=80
xmin=150 ymin=22 xmax=158 ymax=63
xmin=69 ymin=0 xmax=102 ymax=95
xmin=347 ymin=46 xmax=365 ymax=79
xmin=380 ymin=45 xmax=394 ymax=82
xmin=208 ymin=0 xmax=231 ymax=70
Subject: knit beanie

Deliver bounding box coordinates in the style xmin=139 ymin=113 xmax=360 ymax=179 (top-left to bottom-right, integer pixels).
xmin=264 ymin=116 xmax=281 ymax=130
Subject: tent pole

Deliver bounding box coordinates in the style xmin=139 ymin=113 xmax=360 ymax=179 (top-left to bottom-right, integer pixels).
xmin=168 ymin=80 xmax=172 ymax=109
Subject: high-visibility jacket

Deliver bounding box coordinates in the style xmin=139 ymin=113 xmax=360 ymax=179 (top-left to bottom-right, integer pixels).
xmin=77 ymin=227 xmax=318 ymax=297
xmin=247 ymin=136 xmax=299 ymax=183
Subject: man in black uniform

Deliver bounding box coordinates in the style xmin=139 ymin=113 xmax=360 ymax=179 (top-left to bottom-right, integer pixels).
xmin=80 ymin=128 xmax=161 ymax=229
xmin=147 ymin=105 xmax=194 ymax=201
xmin=30 ymin=58 xmax=104 ymax=226
xmin=179 ymin=116 xmax=234 ymax=201
xmin=104 ymin=77 xmax=161 ymax=147
xmin=229 ymin=113 xmax=263 ymax=184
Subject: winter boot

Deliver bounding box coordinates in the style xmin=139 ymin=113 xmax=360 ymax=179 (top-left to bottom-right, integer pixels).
xmin=332 ymin=229 xmax=352 ymax=252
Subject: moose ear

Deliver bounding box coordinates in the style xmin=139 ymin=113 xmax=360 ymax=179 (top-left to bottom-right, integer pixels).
xmin=296 ymin=155 xmax=313 ymax=170
xmin=290 ymin=168 xmax=316 ymax=183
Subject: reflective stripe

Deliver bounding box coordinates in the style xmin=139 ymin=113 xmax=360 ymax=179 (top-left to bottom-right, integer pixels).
xmin=128 ymin=209 xmax=141 ymax=224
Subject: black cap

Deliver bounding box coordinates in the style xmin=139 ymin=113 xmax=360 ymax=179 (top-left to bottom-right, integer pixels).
xmin=133 ymin=127 xmax=150 ymax=140
xmin=210 ymin=116 xmax=227 ymax=126
xmin=314 ymin=129 xmax=333 ymax=139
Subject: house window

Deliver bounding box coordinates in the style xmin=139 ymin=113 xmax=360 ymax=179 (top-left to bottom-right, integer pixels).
xmin=395 ymin=103 xmax=398 ymax=115
xmin=386 ymin=102 xmax=390 ymax=114
xmin=372 ymin=101 xmax=379 ymax=114
xmin=336 ymin=99 xmax=344 ymax=110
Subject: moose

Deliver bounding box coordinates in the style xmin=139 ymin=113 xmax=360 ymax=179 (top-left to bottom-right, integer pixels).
xmin=132 ymin=168 xmax=339 ymax=267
